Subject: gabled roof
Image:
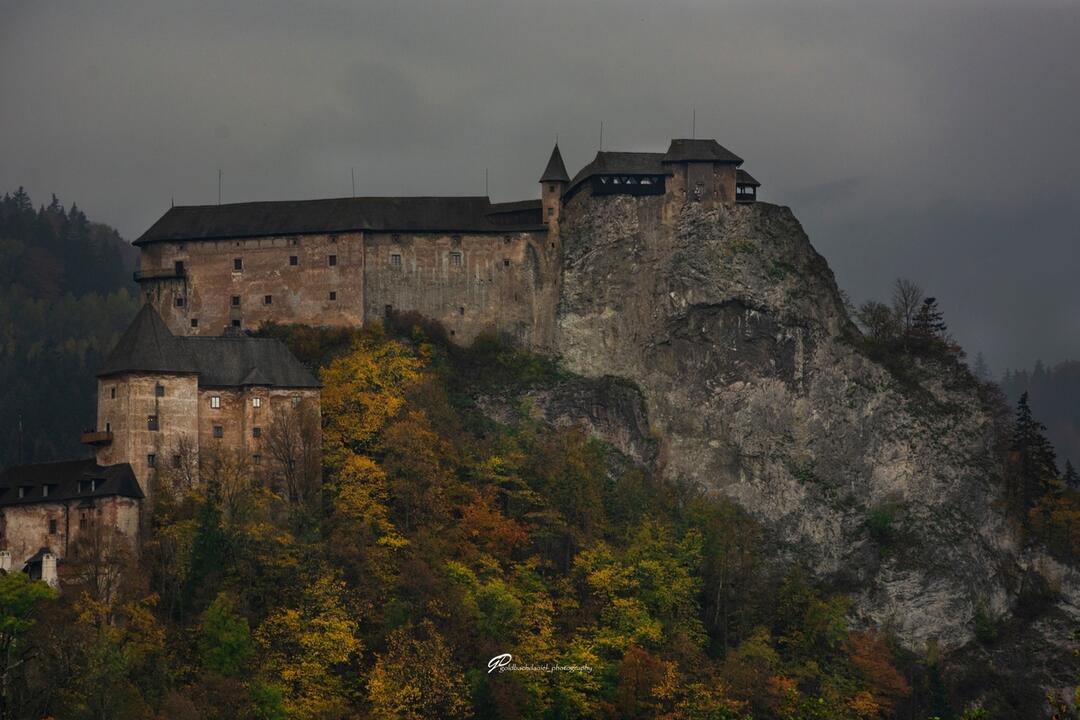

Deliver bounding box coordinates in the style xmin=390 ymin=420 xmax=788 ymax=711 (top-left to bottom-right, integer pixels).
xmin=662 ymin=139 xmax=743 ymax=165
xmin=565 ymin=151 xmax=672 ymax=196
xmin=135 ymin=196 xmax=544 ymax=245
xmin=98 ymin=305 xmax=320 ymax=388
xmin=539 ymin=145 xmax=570 ymax=183
xmin=736 ymin=169 xmax=761 ymax=187
xmin=0 ymin=459 xmax=144 ymax=507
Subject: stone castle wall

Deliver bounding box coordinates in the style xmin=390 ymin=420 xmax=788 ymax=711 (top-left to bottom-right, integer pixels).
xmin=139 ymin=228 xmax=559 ymax=349
xmin=0 ymin=495 xmax=141 ymax=569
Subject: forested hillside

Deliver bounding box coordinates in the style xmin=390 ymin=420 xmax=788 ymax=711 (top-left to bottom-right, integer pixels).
xmin=1002 ymin=361 xmax=1080 ymax=473
xmin=0 ymin=187 xmax=139 ymax=469
xmin=0 ymin=324 xmax=945 ymax=719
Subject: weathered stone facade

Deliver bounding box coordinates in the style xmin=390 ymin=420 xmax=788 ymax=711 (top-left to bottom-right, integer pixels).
xmin=133 ymin=139 xmax=758 ymax=352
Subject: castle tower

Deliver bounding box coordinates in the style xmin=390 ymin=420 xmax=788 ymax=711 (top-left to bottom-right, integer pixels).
xmin=89 ymin=304 xmax=200 ymax=502
xmin=661 ymin=139 xmax=744 ymax=206
xmin=540 ymin=144 xmax=570 ymax=225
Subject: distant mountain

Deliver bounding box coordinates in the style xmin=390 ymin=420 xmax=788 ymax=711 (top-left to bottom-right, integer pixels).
xmin=1001 ymin=360 xmax=1080 ymax=468
xmin=0 ymin=187 xmax=140 ymax=469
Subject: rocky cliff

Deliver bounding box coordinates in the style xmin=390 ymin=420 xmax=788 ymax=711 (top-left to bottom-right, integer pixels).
xmin=553 ymin=195 xmax=1080 ymax=703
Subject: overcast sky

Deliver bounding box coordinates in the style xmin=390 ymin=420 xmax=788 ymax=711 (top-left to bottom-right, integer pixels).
xmin=2 ymin=1 xmax=1078 ymax=374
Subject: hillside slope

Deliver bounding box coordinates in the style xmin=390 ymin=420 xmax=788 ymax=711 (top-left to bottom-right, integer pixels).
xmin=555 ymin=196 xmax=1080 ymax=705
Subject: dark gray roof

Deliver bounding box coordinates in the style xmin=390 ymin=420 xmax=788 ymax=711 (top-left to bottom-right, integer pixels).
xmin=135 ymin=196 xmax=544 ymax=245
xmin=737 ymin=169 xmax=761 ymax=187
xmin=98 ymin=305 xmax=320 ymax=388
xmin=662 ymin=139 xmax=743 ymax=165
xmin=0 ymin=459 xmax=144 ymax=507
xmin=565 ymin=151 xmax=672 ymax=196
xmin=539 ymin=145 xmax=570 ymax=183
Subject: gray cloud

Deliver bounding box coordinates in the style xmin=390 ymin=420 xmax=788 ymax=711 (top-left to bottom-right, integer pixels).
xmin=3 ymin=0 xmax=1078 ymax=373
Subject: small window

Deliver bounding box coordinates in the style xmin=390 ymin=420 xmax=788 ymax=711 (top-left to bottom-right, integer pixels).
xmin=328 ymin=255 xmax=337 ymax=266
xmin=549 ymin=184 xmax=556 ymax=192
xmin=105 ymin=422 xmax=111 ymax=433
xmin=329 ymin=291 xmax=337 ymax=301
xmin=450 ymin=251 xmax=462 ymax=266
xmin=253 ymin=427 xmax=262 ymax=438
xmin=155 ymin=384 xmax=165 ymax=397
xmin=48 ymin=518 xmax=57 ymax=535
xmin=252 ymin=397 xmax=262 ymax=408
xmin=329 ymin=234 xmax=338 ymax=243
xmin=175 ymin=297 xmax=185 ymax=307
xmin=459 ymin=306 xmax=465 ymax=316
xmin=110 ymin=387 xmax=116 ymax=399
xmin=232 ymin=295 xmax=241 ymax=307
xmin=18 ymin=487 xmax=25 ymax=499
xmin=231 ymin=320 xmax=241 ymax=328
xmin=384 ymin=304 xmax=393 ymax=316
xmin=213 ymin=425 xmax=223 ymax=439
xmin=42 ymin=485 xmax=50 ymax=497
xmin=234 ymin=258 xmax=243 ymax=271
xmin=191 ymin=318 xmax=199 ymax=328
xmin=289 ymin=255 xmax=298 ymax=266
xmin=503 ymin=258 xmax=510 ymax=267
xmin=547 ymin=207 xmax=554 ymax=217
xmin=148 ymin=415 xmax=159 ymax=431
xmin=253 ymin=454 xmax=262 ymax=465
xmin=211 ymin=396 xmax=221 ymax=409
xmin=264 ymin=295 xmax=272 ymax=305
xmin=172 ymin=454 xmax=181 ymax=468
xmin=390 ymin=254 xmax=402 ymax=267
xmin=147 ymin=453 xmax=156 ymax=468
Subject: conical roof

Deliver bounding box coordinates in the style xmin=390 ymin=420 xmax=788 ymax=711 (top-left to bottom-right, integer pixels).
xmin=97 ymin=303 xmax=197 ymax=376
xmin=539 ymin=144 xmax=570 ymax=183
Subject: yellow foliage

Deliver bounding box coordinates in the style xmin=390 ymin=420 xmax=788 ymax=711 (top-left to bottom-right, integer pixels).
xmin=320 ymin=335 xmax=424 ymax=469
xmin=256 ymin=573 xmax=362 ymax=720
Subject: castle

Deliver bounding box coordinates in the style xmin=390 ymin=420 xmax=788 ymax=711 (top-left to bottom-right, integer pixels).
xmin=0 ymin=137 xmax=760 ymax=585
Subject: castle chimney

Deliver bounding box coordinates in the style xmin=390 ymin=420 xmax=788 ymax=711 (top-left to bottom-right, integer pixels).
xmin=540 ymin=143 xmax=570 ymax=226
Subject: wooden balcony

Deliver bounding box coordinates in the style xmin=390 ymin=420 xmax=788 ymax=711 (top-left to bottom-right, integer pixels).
xmin=133 ymin=264 xmax=186 ymax=282
xmin=80 ymin=430 xmax=113 ymax=446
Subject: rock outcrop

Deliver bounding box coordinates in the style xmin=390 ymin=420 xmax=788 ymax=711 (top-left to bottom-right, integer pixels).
xmin=553 ymin=195 xmax=1079 ymax=700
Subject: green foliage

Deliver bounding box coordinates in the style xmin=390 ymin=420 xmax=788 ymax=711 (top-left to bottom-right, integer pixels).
xmin=972 ymin=601 xmax=998 ymax=645
xmin=199 ymin=592 xmax=253 ymax=676
xmin=2 ymin=326 xmax=971 ymax=718
xmin=866 ymin=506 xmax=895 ymax=548
xmin=0 ymin=188 xmax=139 ymax=469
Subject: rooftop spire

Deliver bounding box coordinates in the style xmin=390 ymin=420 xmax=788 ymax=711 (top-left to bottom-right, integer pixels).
xmin=539 ymin=143 xmax=570 ymax=183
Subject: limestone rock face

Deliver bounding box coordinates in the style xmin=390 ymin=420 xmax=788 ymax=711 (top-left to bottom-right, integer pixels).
xmin=554 ymin=196 xmax=1080 ymax=668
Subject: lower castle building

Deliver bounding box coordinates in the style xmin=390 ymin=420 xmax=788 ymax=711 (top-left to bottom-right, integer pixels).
xmin=0 ymin=304 xmax=319 ymax=585
xmin=0 ymin=136 xmax=760 ymax=586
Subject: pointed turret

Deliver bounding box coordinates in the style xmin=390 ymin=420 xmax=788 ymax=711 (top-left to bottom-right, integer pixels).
xmin=540 ymin=144 xmax=569 ymax=225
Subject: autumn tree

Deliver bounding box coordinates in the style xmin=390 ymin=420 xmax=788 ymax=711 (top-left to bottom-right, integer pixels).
xmin=891 ymin=278 xmax=924 ymax=334
xmin=367 ymin=620 xmax=472 ymax=720
xmin=263 ymin=400 xmax=322 ymax=508
xmin=256 ymin=573 xmax=362 ymax=719
xmin=0 ymin=572 xmax=55 ymax=720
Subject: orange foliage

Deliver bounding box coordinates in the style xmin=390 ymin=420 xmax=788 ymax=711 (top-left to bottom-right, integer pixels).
xmin=845 ymin=631 xmax=911 ymax=714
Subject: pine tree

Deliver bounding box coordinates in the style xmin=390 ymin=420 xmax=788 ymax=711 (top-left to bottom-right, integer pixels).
xmin=1011 ymin=392 xmax=1060 ymax=511
xmin=912 ymin=297 xmax=948 ymax=339
xmin=1064 ymin=460 xmax=1080 ymax=491
xmin=972 ymin=352 xmax=991 ymax=381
